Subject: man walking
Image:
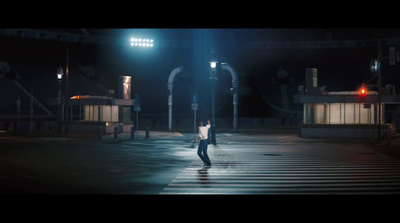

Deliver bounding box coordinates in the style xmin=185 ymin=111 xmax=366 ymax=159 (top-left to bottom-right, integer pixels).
xmin=197 ymin=119 xmax=212 ymax=167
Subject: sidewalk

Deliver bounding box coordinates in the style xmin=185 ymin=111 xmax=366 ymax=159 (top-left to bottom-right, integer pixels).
xmin=107 ymin=128 xmax=400 ymax=161
xmin=2 ymin=127 xmax=400 ymax=147
xmin=101 ymin=130 xmax=184 ymax=140
xmin=0 ymin=129 xmax=185 ymax=142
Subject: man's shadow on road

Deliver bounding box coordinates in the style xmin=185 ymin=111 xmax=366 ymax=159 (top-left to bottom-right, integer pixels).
xmin=197 ymin=166 xmax=211 ymax=185
xmin=211 ymin=144 xmax=236 ymax=170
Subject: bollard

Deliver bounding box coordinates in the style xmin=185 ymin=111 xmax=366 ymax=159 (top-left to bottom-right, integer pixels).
xmin=114 ymin=126 xmax=118 ymax=139
xmin=98 ymin=125 xmax=102 ymax=139
xmin=131 ymin=126 xmax=135 ymax=140
xmin=145 ymin=126 xmax=150 ymax=139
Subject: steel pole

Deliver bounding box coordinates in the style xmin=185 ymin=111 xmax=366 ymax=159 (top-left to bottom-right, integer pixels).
xmin=210 ymin=73 xmax=217 ymax=145
xmin=194 ymin=109 xmax=197 ymax=144
xmin=65 ymin=48 xmax=69 ymax=135
xmin=378 ymin=32 xmax=382 ymax=139
xmin=167 ymin=66 xmax=183 ymax=132
xmin=221 ymin=63 xmax=239 ymax=133
xmin=168 ymin=93 xmax=172 ymax=131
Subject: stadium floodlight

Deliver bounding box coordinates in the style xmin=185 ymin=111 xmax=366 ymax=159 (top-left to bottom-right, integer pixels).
xmin=130 ymin=37 xmax=154 ymax=47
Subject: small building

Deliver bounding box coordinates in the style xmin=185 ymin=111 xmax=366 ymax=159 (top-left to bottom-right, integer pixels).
xmin=47 ymin=76 xmax=134 ymax=133
xmin=294 ymin=68 xmax=398 ymax=138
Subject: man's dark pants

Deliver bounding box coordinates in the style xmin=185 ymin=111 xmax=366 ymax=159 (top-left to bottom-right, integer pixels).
xmin=197 ymin=139 xmax=211 ymax=166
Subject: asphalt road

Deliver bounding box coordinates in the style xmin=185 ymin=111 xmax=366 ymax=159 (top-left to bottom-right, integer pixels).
xmin=1 ymin=130 xmax=400 ymax=195
xmin=0 ymin=131 xmax=195 ymax=194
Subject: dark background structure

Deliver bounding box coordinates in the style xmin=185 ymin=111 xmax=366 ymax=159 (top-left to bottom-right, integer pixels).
xmin=2 ymin=28 xmax=400 ymax=131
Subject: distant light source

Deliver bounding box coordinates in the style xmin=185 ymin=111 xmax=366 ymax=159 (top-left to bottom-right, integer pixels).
xmin=130 ymin=37 xmax=153 ymax=47
xmin=56 ymin=66 xmax=64 ymax=81
xmin=360 ymin=86 xmax=367 ymax=97
xmin=210 ymin=62 xmax=217 ymax=69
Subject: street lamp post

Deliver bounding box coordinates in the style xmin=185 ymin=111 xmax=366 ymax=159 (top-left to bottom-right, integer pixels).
xmin=221 ymin=63 xmax=239 ymax=133
xmin=191 ymin=94 xmax=198 ymax=147
xmin=65 ymin=48 xmax=69 ymax=135
xmin=208 ymin=59 xmax=239 ymax=141
xmin=167 ymin=66 xmax=184 ymax=131
xmin=209 ymin=60 xmax=218 ymax=145
xmin=57 ymin=66 xmax=63 ymax=134
xmin=134 ymin=93 xmax=141 ymax=131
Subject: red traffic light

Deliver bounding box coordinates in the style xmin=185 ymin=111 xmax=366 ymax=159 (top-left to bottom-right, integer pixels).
xmin=360 ymin=87 xmax=367 ymax=96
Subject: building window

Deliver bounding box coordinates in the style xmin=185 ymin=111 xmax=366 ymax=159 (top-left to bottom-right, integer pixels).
xmin=83 ymin=105 xmax=118 ymax=122
xmin=303 ymin=102 xmax=383 ymax=125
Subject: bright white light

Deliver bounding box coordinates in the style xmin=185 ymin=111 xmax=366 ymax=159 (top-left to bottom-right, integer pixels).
xmin=57 ymin=74 xmax=62 ymax=80
xmin=130 ymin=37 xmax=154 ymax=47
xmin=210 ymin=62 xmax=217 ymax=68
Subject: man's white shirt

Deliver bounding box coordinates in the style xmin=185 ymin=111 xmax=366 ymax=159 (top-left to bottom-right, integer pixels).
xmin=198 ymin=124 xmax=210 ymax=140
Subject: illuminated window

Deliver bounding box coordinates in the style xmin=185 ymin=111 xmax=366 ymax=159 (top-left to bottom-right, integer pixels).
xmin=314 ymin=103 xmax=327 ymax=124
xmin=303 ymin=102 xmax=383 ymax=125
xmin=83 ymin=105 xmax=118 ymax=122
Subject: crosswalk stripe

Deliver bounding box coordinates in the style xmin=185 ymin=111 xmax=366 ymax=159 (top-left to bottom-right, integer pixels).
xmin=172 ymin=178 xmax=400 ymax=183
xmin=167 ymin=183 xmax=400 ymax=188
xmin=161 ymin=187 xmax=400 ymax=194
xmin=160 ymin=146 xmax=400 ymax=195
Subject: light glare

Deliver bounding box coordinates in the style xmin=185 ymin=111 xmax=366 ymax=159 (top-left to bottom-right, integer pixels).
xmin=130 ymin=37 xmax=154 ymax=48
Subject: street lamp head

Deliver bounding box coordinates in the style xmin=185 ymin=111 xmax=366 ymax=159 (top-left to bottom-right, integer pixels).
xmin=209 ymin=61 xmax=218 ymax=78
xmin=209 ymin=51 xmax=218 ymax=68
xmin=56 ymin=66 xmax=64 ymax=81
xmin=210 ymin=62 xmax=217 ymax=69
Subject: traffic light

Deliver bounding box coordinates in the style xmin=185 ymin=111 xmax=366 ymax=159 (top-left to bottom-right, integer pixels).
xmin=359 ymin=86 xmax=367 ymax=97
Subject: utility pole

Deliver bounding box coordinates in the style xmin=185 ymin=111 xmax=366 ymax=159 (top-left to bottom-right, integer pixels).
xmin=65 ymin=48 xmax=69 ymax=135
xmin=378 ymin=32 xmax=382 ymax=139
xmin=191 ymin=94 xmax=198 ymax=147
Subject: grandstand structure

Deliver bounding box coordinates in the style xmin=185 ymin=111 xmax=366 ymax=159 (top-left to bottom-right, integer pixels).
xmin=0 ymin=62 xmax=56 ymax=131
xmin=0 ymin=61 xmax=133 ymax=134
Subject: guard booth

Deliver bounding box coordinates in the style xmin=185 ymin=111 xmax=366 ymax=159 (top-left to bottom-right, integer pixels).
xmin=47 ymin=76 xmax=134 ymax=133
xmin=294 ymin=68 xmax=398 ymax=138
